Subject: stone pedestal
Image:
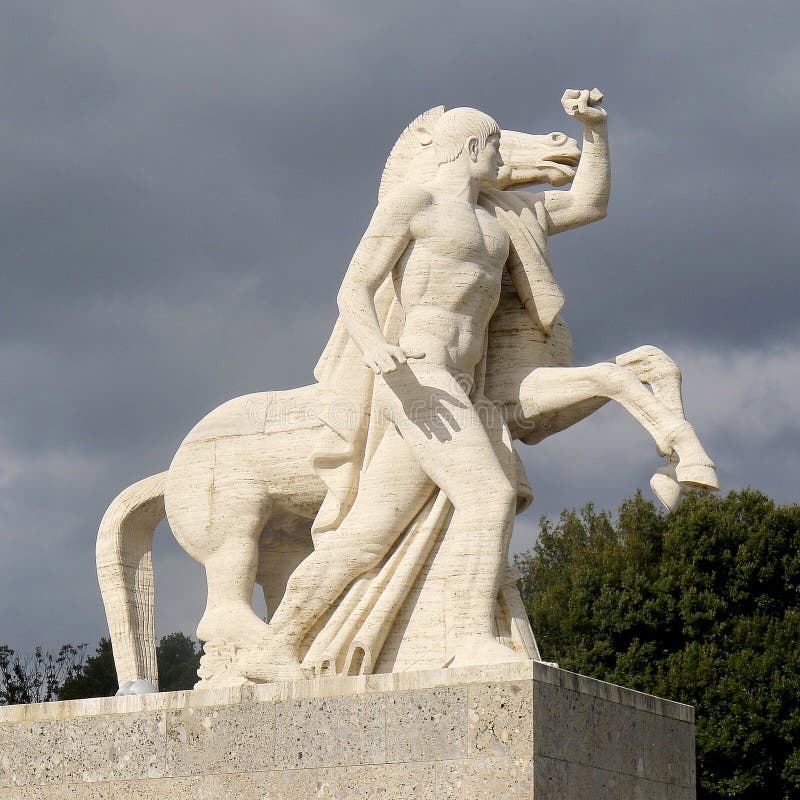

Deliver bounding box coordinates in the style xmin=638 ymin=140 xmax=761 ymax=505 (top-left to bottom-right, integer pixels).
xmin=0 ymin=662 xmax=695 ymax=799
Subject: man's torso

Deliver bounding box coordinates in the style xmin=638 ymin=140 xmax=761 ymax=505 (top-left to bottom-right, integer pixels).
xmin=393 ymin=190 xmax=510 ymax=374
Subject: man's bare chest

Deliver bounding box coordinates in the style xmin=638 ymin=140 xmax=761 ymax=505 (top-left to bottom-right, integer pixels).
xmin=410 ymin=200 xmax=509 ymax=265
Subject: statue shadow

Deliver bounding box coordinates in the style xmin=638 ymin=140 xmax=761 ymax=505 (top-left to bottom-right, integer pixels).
xmin=382 ymin=366 xmax=468 ymax=443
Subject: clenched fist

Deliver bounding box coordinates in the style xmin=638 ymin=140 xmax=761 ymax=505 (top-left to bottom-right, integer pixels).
xmin=561 ymin=88 xmax=607 ymax=125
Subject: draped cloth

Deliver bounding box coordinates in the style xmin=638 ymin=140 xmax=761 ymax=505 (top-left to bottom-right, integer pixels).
xmin=304 ymin=188 xmax=562 ymax=672
xmin=478 ymin=188 xmax=564 ymax=335
xmin=310 ymin=277 xmax=404 ymax=535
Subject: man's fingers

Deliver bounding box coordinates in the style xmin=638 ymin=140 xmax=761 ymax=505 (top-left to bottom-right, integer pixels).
xmin=367 ymin=344 xmax=425 ymax=374
xmin=573 ymin=89 xmax=589 ymax=116
xmin=562 ymin=88 xmax=595 ymax=117
xmin=390 ymin=346 xmax=407 ymax=365
xmin=379 ymin=354 xmax=397 ymax=373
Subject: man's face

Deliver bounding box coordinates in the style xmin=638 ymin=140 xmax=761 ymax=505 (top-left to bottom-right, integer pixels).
xmin=470 ymin=133 xmax=504 ymax=186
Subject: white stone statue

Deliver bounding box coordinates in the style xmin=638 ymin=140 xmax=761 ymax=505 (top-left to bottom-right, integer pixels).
xmin=97 ymin=90 xmax=718 ymax=693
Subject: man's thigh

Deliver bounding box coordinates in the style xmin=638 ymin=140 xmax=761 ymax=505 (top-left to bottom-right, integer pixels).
xmin=378 ymin=363 xmax=512 ymax=503
xmin=316 ymin=422 xmax=434 ymax=555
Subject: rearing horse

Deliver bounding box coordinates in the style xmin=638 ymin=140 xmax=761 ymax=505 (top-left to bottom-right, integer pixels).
xmin=97 ymin=110 xmax=717 ymax=693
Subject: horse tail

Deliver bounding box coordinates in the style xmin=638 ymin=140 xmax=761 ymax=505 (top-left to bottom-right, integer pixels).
xmin=96 ymin=471 xmax=167 ymax=690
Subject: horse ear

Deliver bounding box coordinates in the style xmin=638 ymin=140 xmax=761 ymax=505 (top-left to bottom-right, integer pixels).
xmin=379 ymin=106 xmax=444 ymax=201
xmin=412 ymin=123 xmax=434 ymax=147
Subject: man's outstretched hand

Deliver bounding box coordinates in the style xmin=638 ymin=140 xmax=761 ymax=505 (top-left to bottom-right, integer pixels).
xmin=561 ymin=88 xmax=607 ymax=125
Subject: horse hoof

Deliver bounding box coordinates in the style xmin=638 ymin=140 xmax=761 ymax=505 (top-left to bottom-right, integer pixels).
xmin=650 ymin=471 xmax=684 ymax=511
xmin=676 ymin=461 xmax=719 ymax=491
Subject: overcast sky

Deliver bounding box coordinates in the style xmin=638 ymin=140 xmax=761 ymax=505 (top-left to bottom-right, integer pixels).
xmin=1 ymin=0 xmax=798 ymax=655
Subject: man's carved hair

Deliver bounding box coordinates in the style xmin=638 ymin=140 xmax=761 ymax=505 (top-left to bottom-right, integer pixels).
xmin=431 ymin=107 xmax=500 ymax=164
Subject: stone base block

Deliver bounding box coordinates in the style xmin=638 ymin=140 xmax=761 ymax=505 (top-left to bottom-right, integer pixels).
xmin=0 ymin=662 xmax=695 ymax=799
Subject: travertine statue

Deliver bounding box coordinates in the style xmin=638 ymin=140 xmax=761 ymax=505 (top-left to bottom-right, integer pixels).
xmin=97 ymin=90 xmax=718 ymax=694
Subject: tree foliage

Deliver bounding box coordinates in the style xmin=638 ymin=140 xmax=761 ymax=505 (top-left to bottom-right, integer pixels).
xmin=58 ymin=637 xmax=117 ymax=700
xmin=0 ymin=643 xmax=86 ymax=704
xmin=155 ymin=632 xmax=203 ymax=693
xmin=58 ymin=632 xmax=202 ymax=699
xmin=1 ymin=633 xmax=202 ymax=703
xmin=516 ymin=489 xmax=800 ymax=800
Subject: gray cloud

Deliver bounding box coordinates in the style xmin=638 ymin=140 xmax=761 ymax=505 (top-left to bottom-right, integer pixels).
xmin=1 ymin=0 xmax=798 ymax=653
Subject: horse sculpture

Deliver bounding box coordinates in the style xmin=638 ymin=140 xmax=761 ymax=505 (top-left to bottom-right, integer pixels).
xmin=97 ymin=107 xmax=718 ymax=694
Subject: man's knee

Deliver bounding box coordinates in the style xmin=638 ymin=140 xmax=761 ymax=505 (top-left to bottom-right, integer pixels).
xmin=449 ymin=476 xmax=516 ymax=520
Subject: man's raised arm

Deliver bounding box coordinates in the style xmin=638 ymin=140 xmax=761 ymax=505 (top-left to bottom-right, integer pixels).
xmin=541 ymin=88 xmax=610 ymax=235
xmin=337 ymin=186 xmax=427 ymax=374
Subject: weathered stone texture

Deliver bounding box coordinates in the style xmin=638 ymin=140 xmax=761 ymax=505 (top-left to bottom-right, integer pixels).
xmin=165 ymin=701 xmax=276 ymax=776
xmin=469 ymin=680 xmax=533 ymax=758
xmin=274 ymin=694 xmax=386 ymax=769
xmin=385 ymin=687 xmax=468 ymax=762
xmin=0 ymin=663 xmax=696 ymax=799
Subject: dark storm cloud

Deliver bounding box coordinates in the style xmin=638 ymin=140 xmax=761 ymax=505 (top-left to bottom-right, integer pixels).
xmin=1 ymin=0 xmax=798 ymax=653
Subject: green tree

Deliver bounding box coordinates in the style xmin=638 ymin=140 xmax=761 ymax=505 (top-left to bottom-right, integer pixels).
xmin=156 ymin=632 xmax=202 ymax=692
xmin=516 ymin=489 xmax=800 ymax=800
xmin=0 ymin=643 xmax=86 ymax=704
xmin=59 ymin=632 xmax=202 ymax=699
xmin=58 ymin=637 xmax=117 ymax=700
xmin=0 ymin=633 xmax=203 ymax=704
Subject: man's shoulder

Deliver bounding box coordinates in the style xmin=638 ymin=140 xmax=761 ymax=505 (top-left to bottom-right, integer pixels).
xmin=378 ymin=181 xmax=434 ymax=214
xmin=365 ymin=182 xmax=432 ymax=236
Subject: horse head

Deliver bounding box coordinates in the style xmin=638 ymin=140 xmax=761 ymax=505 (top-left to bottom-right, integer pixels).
xmin=379 ymin=106 xmax=581 ymax=199
xmin=496 ymin=129 xmax=581 ymax=189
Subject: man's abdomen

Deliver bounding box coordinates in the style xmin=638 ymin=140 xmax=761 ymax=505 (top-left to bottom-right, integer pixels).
xmin=400 ymin=306 xmax=485 ymax=374
xmin=396 ymin=253 xmax=502 ymax=372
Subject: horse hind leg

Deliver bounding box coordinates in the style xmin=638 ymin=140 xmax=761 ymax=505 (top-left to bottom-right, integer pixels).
xmin=195 ymin=484 xmax=274 ymax=651
xmin=255 ymin=516 xmax=314 ymax=622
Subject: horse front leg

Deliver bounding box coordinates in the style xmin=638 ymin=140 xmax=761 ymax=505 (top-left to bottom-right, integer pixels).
xmin=614 ymin=346 xmax=695 ymax=507
xmin=519 ymin=361 xmax=718 ymax=503
xmin=615 ymin=345 xmax=684 ymax=418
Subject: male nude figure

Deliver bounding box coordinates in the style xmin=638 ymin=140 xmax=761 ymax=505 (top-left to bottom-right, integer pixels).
xmin=245 ymin=92 xmax=610 ymax=679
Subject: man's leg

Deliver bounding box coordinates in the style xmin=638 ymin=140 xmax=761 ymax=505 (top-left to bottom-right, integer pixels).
xmin=245 ymin=423 xmax=434 ymax=677
xmin=242 ymin=362 xmax=523 ymax=680
xmin=382 ymin=363 xmax=525 ymax=664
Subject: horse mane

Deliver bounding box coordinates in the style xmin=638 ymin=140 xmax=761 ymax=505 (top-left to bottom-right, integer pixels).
xmin=378 ymin=106 xmax=444 ymax=202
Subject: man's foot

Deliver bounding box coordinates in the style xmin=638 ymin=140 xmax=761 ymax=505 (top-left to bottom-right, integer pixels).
xmin=446 ymin=635 xmax=530 ymax=669
xmin=195 ymin=642 xmax=252 ymax=689
xmin=236 ymin=636 xmax=306 ymax=683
